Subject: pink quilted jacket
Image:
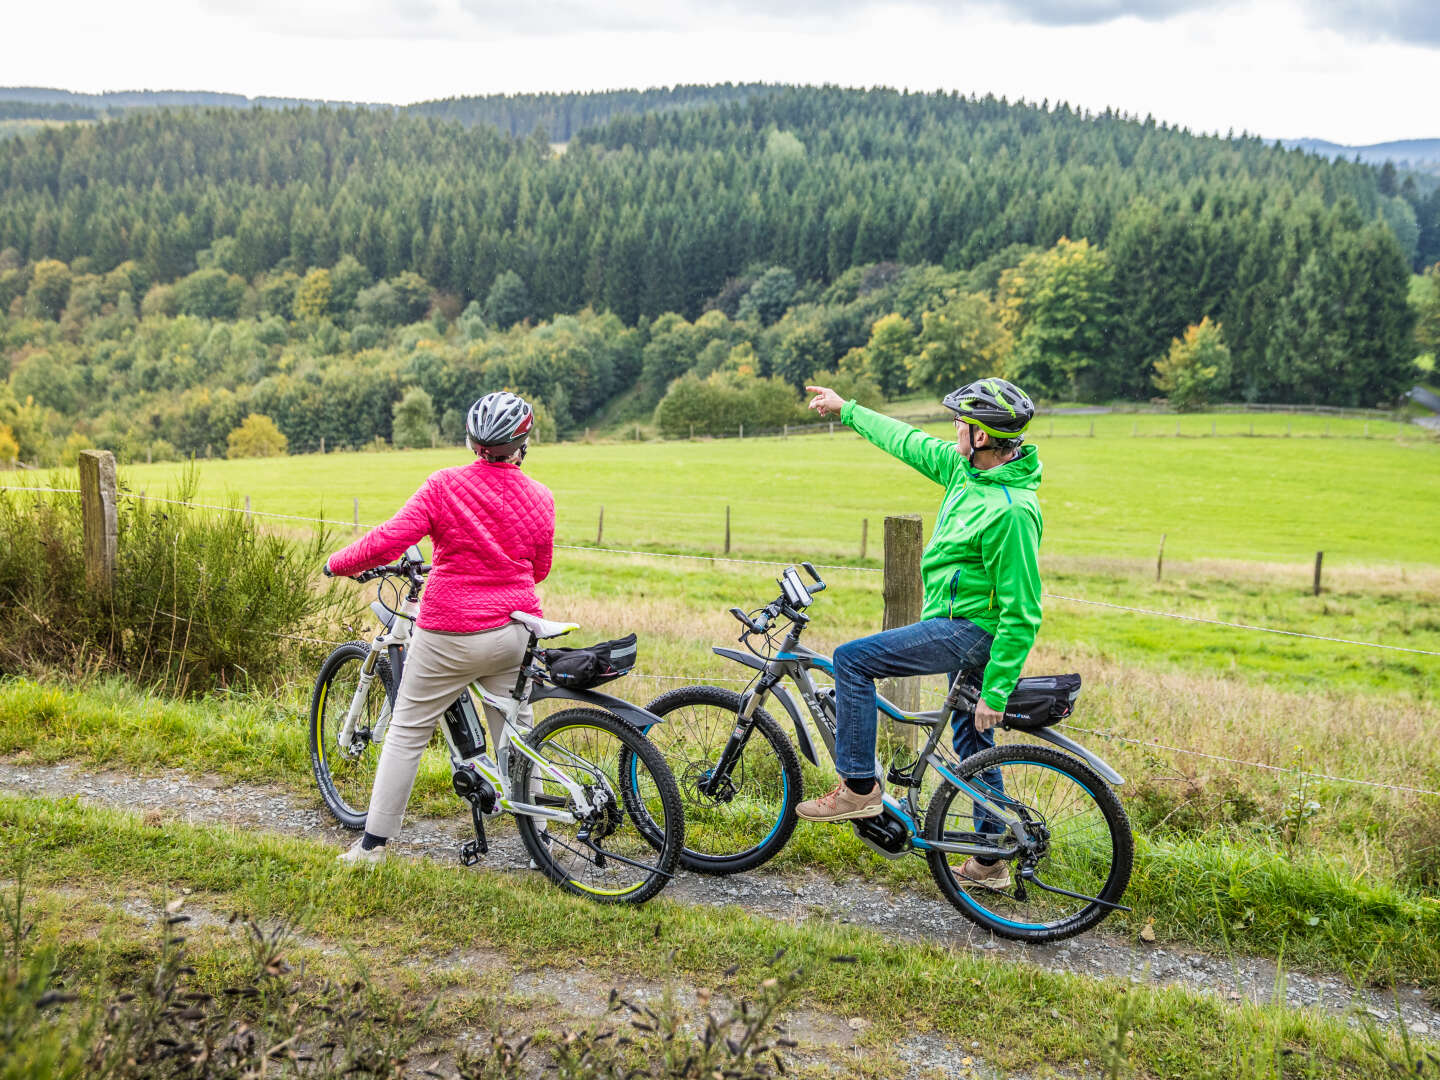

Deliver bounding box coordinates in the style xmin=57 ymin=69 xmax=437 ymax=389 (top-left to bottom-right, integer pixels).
xmin=327 ymin=460 xmax=555 ymax=633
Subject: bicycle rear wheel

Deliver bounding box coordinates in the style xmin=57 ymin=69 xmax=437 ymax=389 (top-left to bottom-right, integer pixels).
xmin=639 ymin=686 xmax=802 ymax=875
xmin=924 ymin=743 xmax=1132 ymax=943
xmin=512 ymin=708 xmax=684 ymax=905
xmin=309 ymin=642 xmax=394 ymax=830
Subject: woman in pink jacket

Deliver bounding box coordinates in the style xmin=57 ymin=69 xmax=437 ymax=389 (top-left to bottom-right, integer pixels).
xmin=325 ymin=391 xmax=555 ymax=864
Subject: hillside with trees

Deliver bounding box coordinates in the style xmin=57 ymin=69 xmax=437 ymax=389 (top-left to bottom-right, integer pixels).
xmin=0 ymin=86 xmax=1434 ymax=466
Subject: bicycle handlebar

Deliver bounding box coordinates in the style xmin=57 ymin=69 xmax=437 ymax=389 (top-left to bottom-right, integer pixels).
xmin=352 ymin=559 xmax=431 ymax=584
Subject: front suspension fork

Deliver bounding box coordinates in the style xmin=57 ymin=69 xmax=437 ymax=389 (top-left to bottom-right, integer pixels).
xmin=698 ymin=674 xmax=777 ymax=799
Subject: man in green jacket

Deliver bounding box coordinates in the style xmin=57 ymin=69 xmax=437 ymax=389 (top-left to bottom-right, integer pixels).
xmin=795 ymin=377 xmax=1043 ymax=889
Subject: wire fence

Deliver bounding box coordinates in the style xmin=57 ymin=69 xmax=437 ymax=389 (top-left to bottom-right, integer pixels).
xmin=2 ymin=480 xmax=1436 ymax=799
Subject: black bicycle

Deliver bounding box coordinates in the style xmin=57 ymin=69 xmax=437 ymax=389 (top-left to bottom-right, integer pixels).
xmin=639 ymin=562 xmax=1133 ymax=942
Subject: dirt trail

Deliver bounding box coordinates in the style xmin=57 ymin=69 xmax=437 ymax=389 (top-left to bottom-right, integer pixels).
xmin=2 ymin=759 xmax=1435 ymax=1043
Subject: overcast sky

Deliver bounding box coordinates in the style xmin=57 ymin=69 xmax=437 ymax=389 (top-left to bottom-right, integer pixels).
xmin=9 ymin=0 xmax=1437 ymax=145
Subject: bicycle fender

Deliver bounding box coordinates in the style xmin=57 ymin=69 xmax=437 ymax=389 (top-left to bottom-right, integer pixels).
xmin=1028 ymin=727 xmax=1125 ymax=785
xmin=529 ymin=683 xmax=666 ymax=731
xmin=712 ymin=647 xmax=820 ymax=767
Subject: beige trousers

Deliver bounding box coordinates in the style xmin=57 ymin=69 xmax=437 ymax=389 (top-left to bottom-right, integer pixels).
xmin=365 ymin=622 xmax=532 ymax=839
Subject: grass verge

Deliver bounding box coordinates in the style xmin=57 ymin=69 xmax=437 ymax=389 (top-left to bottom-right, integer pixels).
xmin=1 ymin=676 xmax=1437 ymax=989
xmin=3 ymin=792 xmax=1433 ymax=1079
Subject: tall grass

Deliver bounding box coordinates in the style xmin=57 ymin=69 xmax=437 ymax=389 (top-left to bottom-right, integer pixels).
xmin=0 ymin=473 xmax=340 ymax=693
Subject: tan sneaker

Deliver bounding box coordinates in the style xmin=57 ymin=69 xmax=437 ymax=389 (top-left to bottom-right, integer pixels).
xmin=795 ymin=780 xmax=883 ymax=822
xmin=953 ymin=857 xmax=1011 ymax=891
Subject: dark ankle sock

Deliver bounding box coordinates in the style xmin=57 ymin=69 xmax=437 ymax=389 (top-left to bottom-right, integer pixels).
xmin=360 ymin=831 xmax=388 ymax=851
xmin=843 ymin=777 xmax=876 ymax=795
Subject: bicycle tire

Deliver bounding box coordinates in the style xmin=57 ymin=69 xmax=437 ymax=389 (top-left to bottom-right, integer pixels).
xmin=512 ymin=708 xmax=684 ymax=905
xmin=924 ymin=743 xmax=1133 ymax=943
xmin=308 ymin=641 xmax=394 ymax=830
xmin=639 ymin=686 xmax=803 ymax=875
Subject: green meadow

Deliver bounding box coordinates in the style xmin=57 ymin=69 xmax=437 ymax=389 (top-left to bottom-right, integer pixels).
xmin=39 ymin=410 xmax=1438 ymax=568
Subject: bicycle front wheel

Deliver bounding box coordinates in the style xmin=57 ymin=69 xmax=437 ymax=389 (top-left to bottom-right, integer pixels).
xmin=641 ymin=686 xmax=802 ymax=875
xmin=309 ymin=642 xmax=394 ymax=830
xmin=512 ymin=708 xmax=684 ymax=905
xmin=924 ymin=743 xmax=1133 ymax=943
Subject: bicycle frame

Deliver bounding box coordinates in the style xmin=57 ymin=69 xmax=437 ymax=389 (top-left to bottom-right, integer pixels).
xmin=716 ymin=622 xmax=1125 ymax=862
xmin=339 ymin=588 xmax=670 ymax=828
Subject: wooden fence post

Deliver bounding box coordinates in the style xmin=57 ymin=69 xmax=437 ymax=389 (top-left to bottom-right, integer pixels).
xmin=596 ymin=506 xmax=604 ymax=546
xmin=860 ymin=518 xmax=868 ymax=560
xmin=1156 ymin=533 xmax=1166 ymax=582
xmin=739 ymin=423 xmax=744 ymax=440
xmin=724 ymin=505 xmax=731 ymax=555
xmin=353 ymin=497 xmax=359 ymax=533
xmin=882 ymin=514 xmax=925 ymax=732
xmin=78 ymin=449 xmax=118 ymax=598
xmin=320 ymin=435 xmax=325 ymax=455
xmin=1313 ymin=551 xmax=1323 ymax=596
xmin=244 ymin=495 xmax=251 ymax=514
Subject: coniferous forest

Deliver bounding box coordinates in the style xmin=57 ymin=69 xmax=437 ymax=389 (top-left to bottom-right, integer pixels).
xmin=1 ymin=85 xmax=1437 ymax=466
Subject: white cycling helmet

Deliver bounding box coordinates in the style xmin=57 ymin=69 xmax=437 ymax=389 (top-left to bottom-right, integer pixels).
xmin=465 ymin=391 xmax=534 ymax=460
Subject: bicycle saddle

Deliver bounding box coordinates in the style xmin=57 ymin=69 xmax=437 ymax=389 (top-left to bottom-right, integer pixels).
xmin=510 ymin=611 xmax=580 ymax=639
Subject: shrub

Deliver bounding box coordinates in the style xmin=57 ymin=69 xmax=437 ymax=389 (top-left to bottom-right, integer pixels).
xmin=391 ymin=385 xmax=436 ymax=449
xmin=227 ymin=413 xmax=288 ymax=458
xmin=0 ymin=475 xmax=338 ymax=692
xmin=1153 ymin=317 xmax=1232 ymax=411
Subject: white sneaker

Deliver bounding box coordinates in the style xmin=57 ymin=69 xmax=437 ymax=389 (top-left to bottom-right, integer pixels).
xmin=337 ymin=837 xmax=387 ymax=866
xmin=528 ymin=829 xmax=550 ymax=871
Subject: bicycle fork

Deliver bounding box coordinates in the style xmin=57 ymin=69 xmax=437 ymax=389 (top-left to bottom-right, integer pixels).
xmin=699 ymin=671 xmax=782 ymax=800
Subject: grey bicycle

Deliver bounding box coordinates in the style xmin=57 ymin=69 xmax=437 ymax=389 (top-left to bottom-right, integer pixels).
xmin=640 ymin=562 xmax=1133 ymax=942
xmin=308 ymin=547 xmax=685 ymax=904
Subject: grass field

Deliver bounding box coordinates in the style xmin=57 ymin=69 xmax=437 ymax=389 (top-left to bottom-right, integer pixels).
xmin=46 ymin=410 xmax=1436 ymax=567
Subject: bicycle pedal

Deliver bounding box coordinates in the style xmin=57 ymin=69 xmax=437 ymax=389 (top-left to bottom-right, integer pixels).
xmin=886 ymin=765 xmax=916 ymax=787
xmin=459 ymin=840 xmax=486 ymax=866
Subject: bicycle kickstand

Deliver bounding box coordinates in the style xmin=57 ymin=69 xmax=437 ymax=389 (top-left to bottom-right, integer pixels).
xmin=459 ymin=799 xmax=489 ymax=866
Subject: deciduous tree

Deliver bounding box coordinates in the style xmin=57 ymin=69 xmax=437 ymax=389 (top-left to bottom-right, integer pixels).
xmin=226 ymin=413 xmax=288 ymax=458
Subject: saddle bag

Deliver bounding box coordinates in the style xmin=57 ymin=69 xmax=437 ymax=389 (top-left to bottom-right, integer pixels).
xmin=1002 ymin=673 xmax=1082 ymax=730
xmin=539 ymin=633 xmax=638 ymax=690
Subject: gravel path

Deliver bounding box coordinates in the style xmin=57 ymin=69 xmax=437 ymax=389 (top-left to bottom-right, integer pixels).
xmin=3 ymin=759 xmax=1435 ymax=1043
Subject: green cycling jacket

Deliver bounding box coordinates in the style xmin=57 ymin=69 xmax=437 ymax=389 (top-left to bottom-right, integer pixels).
xmin=841 ymin=401 xmax=1044 ymax=711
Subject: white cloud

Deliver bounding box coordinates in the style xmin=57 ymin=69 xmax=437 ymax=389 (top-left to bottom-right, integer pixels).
xmin=5 ymin=0 xmax=1436 ymax=143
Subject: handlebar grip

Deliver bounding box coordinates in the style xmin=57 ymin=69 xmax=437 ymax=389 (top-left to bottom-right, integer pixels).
xmin=729 ymin=607 xmax=768 ymax=634
xmin=800 ymin=561 xmax=826 ymax=592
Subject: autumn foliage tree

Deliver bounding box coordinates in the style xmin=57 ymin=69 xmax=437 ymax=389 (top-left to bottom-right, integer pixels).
xmin=1152 ymin=317 xmax=1232 ymax=411
xmin=226 ymin=413 xmax=288 ymax=458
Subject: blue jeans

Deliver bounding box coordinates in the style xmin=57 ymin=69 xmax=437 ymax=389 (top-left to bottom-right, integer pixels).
xmin=832 ymin=617 xmax=996 ymax=780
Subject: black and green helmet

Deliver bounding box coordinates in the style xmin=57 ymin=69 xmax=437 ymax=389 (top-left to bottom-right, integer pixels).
xmin=942 ymin=378 xmax=1035 ymax=439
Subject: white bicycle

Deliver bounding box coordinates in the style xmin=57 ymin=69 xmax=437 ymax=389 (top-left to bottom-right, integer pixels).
xmin=308 ymin=547 xmax=684 ymax=904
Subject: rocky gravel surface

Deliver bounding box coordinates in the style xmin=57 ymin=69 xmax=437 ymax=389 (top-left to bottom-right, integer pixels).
xmin=3 ymin=758 xmax=1436 ymax=1047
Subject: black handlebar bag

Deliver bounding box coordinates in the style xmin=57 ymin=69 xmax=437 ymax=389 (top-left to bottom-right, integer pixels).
xmin=539 ymin=634 xmax=638 ymax=690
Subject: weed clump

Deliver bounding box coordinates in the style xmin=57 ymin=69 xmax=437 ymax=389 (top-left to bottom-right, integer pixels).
xmin=0 ymin=471 xmax=340 ymax=693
